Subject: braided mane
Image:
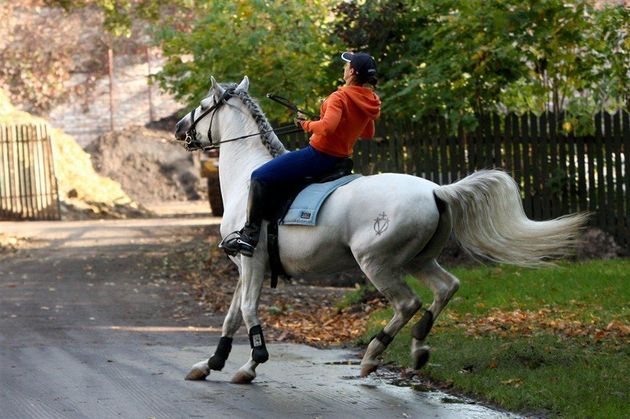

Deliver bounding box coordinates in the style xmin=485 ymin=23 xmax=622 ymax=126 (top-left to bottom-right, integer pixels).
xmin=225 ymin=83 xmax=287 ymax=158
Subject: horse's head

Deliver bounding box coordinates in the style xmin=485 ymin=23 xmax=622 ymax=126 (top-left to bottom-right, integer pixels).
xmin=174 ymin=76 xmax=250 ymax=149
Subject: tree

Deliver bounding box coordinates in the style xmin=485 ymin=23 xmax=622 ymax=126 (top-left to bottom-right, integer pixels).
xmin=0 ymin=2 xmax=109 ymax=113
xmin=499 ymin=2 xmax=629 ymax=115
xmin=153 ymin=0 xmax=335 ymax=121
xmin=330 ymin=0 xmax=628 ymax=130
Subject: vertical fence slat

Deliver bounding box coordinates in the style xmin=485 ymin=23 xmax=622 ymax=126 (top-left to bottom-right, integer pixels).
xmin=576 ymin=132 xmax=587 ymax=213
xmin=17 ymin=125 xmax=25 ymax=217
xmin=540 ymin=113 xmax=551 ymax=220
xmin=534 ymin=113 xmax=545 ymax=220
xmin=567 ymin=126 xmax=578 ymax=217
xmin=622 ymin=111 xmax=630 ymax=249
xmin=447 ymin=120 xmax=457 ymax=183
xmin=594 ymin=113 xmax=606 ymax=228
xmin=612 ymin=111 xmax=625 ymax=248
xmin=548 ymin=113 xmax=559 ymax=217
xmin=492 ymin=113 xmax=502 ymax=171
xmin=520 ymin=114 xmax=532 ymax=217
xmin=28 ymin=125 xmax=38 ymax=219
xmin=457 ymin=123 xmax=466 ymax=180
xmin=604 ymin=112 xmax=615 ymax=235
xmin=438 ymin=118 xmax=448 ymax=184
xmin=0 ymin=127 xmax=6 ymax=217
xmin=557 ymin=113 xmax=568 ymax=215
xmin=44 ymin=125 xmax=61 ymax=220
xmin=504 ymin=114 xmax=513 ymax=177
xmin=511 ymin=114 xmax=523 ymax=200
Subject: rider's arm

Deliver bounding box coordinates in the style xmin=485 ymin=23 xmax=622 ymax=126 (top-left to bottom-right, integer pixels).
xmin=360 ymin=120 xmax=375 ymax=139
xmin=300 ymin=94 xmax=343 ymax=136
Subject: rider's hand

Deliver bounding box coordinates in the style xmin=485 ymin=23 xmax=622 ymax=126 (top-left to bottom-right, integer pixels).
xmin=294 ymin=112 xmax=307 ymax=127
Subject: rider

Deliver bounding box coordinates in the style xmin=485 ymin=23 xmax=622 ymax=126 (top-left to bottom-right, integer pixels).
xmin=220 ymin=52 xmax=381 ymax=257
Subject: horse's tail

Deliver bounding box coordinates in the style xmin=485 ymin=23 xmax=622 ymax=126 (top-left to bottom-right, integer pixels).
xmin=433 ymin=169 xmax=588 ymax=267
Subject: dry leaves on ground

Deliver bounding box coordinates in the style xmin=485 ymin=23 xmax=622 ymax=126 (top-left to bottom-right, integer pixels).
xmin=260 ymin=297 xmax=387 ymax=347
xmin=443 ymin=308 xmax=629 ymax=345
xmin=175 ymin=239 xmax=385 ymax=347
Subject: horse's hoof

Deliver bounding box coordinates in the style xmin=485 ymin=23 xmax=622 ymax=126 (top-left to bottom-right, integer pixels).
xmin=231 ymin=370 xmax=255 ymax=384
xmin=185 ymin=360 xmax=210 ymax=381
xmin=413 ymin=346 xmax=430 ymax=370
xmin=360 ymin=363 xmax=379 ymax=377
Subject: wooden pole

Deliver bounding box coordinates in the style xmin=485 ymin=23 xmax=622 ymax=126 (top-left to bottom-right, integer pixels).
xmin=145 ymin=46 xmax=154 ymax=122
xmin=108 ymin=45 xmax=115 ymax=132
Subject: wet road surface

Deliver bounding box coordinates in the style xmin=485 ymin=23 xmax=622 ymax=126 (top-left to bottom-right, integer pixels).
xmin=0 ymin=217 xmax=518 ymax=418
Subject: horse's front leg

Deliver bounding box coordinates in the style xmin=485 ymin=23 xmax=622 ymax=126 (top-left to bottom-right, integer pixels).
xmin=231 ymin=255 xmax=267 ymax=384
xmin=186 ymin=267 xmax=244 ymax=380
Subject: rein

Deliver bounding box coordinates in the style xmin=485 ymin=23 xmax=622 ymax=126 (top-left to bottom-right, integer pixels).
xmin=183 ymin=89 xmax=304 ymax=152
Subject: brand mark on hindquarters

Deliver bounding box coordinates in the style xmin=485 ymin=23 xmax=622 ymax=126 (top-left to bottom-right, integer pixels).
xmin=373 ymin=212 xmax=390 ymax=236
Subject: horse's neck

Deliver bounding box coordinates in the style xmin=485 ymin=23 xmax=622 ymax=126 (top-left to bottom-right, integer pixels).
xmin=217 ymin=117 xmax=274 ymax=209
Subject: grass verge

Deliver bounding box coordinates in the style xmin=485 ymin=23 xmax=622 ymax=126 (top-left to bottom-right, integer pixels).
xmin=356 ymin=259 xmax=629 ymax=418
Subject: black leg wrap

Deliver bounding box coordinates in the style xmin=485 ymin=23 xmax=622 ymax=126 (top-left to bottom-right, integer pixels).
xmin=207 ymin=336 xmax=233 ymax=371
xmin=374 ymin=330 xmax=394 ymax=347
xmin=412 ymin=310 xmax=434 ymax=341
xmin=248 ymin=325 xmax=269 ymax=364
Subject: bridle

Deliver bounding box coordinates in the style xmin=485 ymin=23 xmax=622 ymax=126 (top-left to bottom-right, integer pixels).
xmin=183 ymin=88 xmax=235 ymax=151
xmin=183 ymin=89 xmax=306 ymax=152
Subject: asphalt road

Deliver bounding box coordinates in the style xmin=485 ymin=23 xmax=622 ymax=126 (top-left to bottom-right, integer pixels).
xmin=0 ymin=216 xmax=516 ymax=418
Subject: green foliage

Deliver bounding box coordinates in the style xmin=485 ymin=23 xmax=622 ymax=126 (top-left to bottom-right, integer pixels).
xmin=153 ymin=0 xmax=335 ymax=120
xmin=331 ymin=0 xmax=628 ymax=131
xmin=41 ymin=0 xmax=628 ymax=130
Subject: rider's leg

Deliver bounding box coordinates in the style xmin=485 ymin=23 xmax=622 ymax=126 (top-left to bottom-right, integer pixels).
xmin=220 ymin=145 xmax=343 ymax=257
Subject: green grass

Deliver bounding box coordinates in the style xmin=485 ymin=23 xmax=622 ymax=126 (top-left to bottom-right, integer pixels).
xmin=355 ymin=259 xmax=630 ymax=418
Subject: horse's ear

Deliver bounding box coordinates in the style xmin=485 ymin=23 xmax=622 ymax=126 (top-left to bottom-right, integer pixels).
xmin=237 ymin=76 xmax=249 ymax=93
xmin=210 ymin=76 xmax=225 ymax=97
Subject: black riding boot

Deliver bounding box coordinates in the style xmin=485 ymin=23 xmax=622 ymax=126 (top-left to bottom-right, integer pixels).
xmin=219 ymin=180 xmax=266 ymax=257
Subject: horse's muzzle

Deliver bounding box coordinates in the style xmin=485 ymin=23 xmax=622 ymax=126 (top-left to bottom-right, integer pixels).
xmin=174 ymin=120 xmax=188 ymax=141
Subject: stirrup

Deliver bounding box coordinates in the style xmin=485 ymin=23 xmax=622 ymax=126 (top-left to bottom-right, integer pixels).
xmin=218 ymin=231 xmax=256 ymax=257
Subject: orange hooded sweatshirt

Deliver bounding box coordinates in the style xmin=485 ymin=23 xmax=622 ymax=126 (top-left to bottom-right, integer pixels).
xmin=301 ymin=85 xmax=381 ymax=158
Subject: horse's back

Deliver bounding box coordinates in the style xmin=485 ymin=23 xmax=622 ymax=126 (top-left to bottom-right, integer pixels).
xmin=279 ymin=173 xmax=442 ymax=275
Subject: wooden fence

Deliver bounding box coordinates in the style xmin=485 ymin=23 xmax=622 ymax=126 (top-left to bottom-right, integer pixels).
xmin=280 ymin=110 xmax=629 ymax=249
xmin=0 ymin=124 xmax=61 ymax=220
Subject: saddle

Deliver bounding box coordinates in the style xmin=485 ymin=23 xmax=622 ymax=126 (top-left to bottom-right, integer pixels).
xmin=267 ymin=158 xmax=355 ymax=288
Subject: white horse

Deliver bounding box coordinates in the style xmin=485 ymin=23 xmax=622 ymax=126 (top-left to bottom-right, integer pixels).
xmin=175 ymin=76 xmax=586 ymax=384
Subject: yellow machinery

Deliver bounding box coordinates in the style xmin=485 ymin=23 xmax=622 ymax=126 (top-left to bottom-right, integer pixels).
xmin=200 ymin=150 xmax=223 ymax=216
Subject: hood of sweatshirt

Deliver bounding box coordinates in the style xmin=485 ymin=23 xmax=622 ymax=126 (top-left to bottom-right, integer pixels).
xmin=337 ymin=85 xmax=381 ymax=119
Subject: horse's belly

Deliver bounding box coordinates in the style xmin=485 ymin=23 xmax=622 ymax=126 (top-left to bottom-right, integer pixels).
xmin=278 ymin=226 xmax=356 ymax=275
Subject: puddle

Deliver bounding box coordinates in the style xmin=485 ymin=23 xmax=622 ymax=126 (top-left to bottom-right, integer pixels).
xmin=324 ymin=360 xmax=361 ymax=366
xmin=441 ymin=396 xmax=470 ymax=404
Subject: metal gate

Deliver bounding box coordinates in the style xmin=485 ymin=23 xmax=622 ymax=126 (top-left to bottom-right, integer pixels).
xmin=0 ymin=124 xmax=61 ymax=220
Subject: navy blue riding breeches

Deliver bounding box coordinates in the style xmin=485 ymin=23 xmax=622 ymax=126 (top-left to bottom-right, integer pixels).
xmin=251 ymin=145 xmax=344 ymax=185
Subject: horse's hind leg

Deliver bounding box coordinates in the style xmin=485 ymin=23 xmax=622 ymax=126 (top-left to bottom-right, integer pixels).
xmin=359 ymin=266 xmax=421 ymax=377
xmin=406 ymin=259 xmax=460 ymax=370
xmin=185 ymin=269 xmax=244 ymax=380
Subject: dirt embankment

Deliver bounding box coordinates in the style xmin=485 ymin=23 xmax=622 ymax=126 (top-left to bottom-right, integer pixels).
xmin=86 ymin=127 xmax=206 ymax=205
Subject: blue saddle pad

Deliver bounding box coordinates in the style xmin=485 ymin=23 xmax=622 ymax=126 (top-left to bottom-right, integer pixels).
xmin=281 ymin=174 xmax=361 ymax=226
